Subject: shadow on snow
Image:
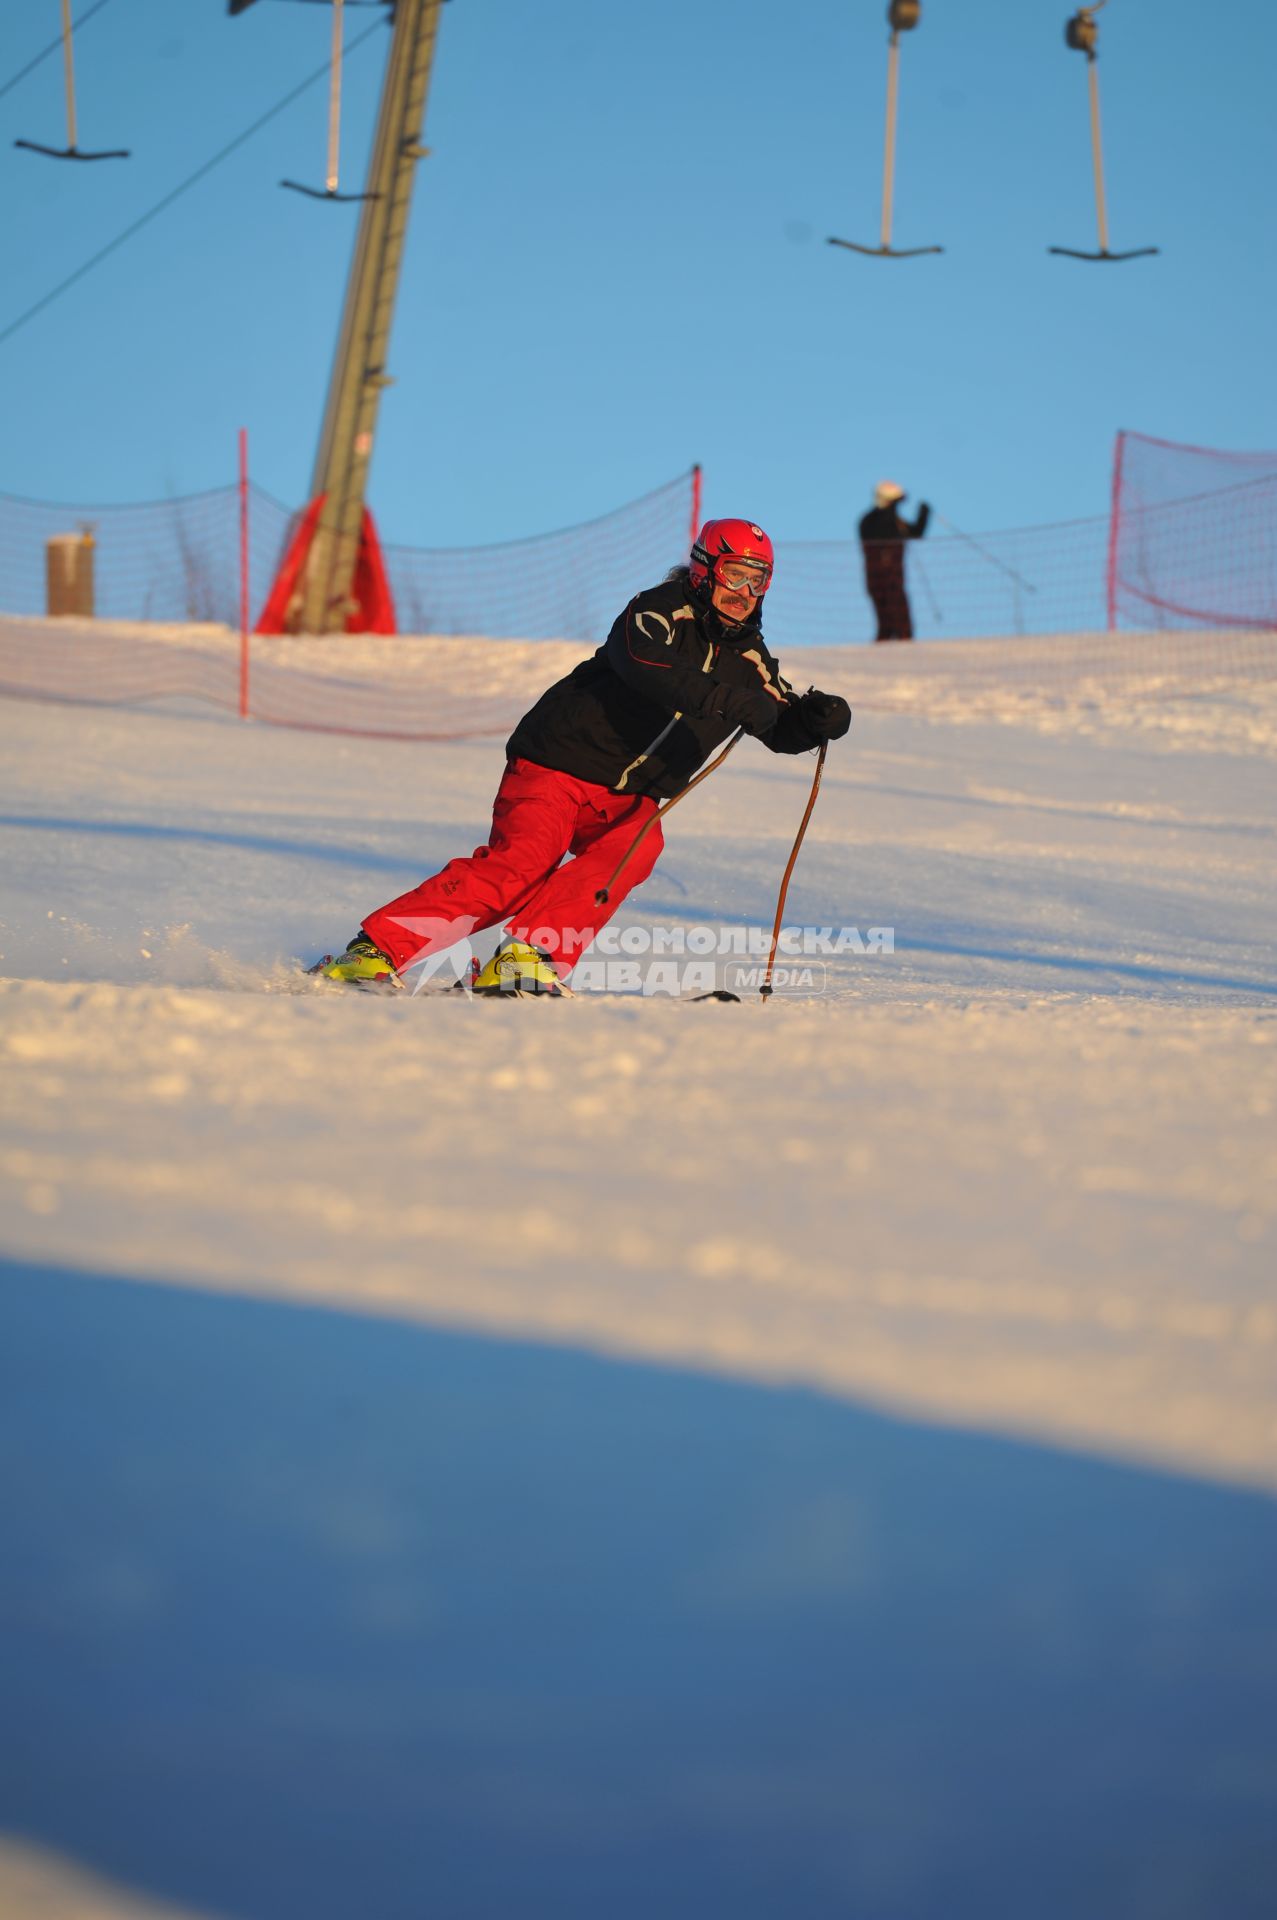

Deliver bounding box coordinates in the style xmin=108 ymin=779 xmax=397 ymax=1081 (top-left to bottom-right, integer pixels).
xmin=1 ymin=1258 xmax=1275 ymax=1920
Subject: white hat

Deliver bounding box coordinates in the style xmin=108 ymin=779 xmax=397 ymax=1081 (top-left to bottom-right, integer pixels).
xmin=874 ymin=480 xmax=906 ymax=508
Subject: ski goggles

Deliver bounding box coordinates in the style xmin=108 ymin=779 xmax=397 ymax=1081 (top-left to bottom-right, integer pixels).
xmin=713 ymin=556 xmax=772 ymax=596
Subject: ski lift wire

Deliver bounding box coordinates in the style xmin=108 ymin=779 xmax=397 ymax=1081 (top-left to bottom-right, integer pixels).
xmin=936 ymin=513 xmax=1037 ymax=594
xmin=0 ymin=15 xmax=385 ymax=350
xmin=0 ymin=0 xmax=114 ymax=106
xmin=912 ymin=552 xmax=944 ymax=626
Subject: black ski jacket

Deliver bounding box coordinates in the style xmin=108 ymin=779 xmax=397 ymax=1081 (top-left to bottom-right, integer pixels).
xmin=858 ymin=502 xmax=930 ymax=546
xmin=507 ymin=576 xmax=822 ymax=799
xmin=858 ymin=502 xmax=930 ymax=586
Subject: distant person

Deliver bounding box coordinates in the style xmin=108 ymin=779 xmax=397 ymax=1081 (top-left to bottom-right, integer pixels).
xmin=859 ymin=481 xmax=931 ymax=642
xmin=311 ymin=518 xmax=851 ymax=995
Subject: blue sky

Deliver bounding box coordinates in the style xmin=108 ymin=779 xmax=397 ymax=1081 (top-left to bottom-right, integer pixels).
xmin=2 ymin=0 xmax=1274 ymax=547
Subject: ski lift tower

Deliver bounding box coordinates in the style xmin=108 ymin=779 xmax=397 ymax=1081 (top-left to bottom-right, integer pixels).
xmin=233 ymin=0 xmax=445 ymax=632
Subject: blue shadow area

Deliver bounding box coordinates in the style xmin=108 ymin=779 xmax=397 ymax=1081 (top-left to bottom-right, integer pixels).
xmin=892 ymin=934 xmax=1277 ymax=998
xmin=1 ymin=1259 xmax=1275 ymax=1920
xmin=631 ymin=889 xmax=1277 ymax=999
xmin=0 ymin=815 xmax=426 ymax=879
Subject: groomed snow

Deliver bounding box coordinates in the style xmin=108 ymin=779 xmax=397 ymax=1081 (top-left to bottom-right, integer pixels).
xmin=2 ymin=632 xmax=1275 ymax=1492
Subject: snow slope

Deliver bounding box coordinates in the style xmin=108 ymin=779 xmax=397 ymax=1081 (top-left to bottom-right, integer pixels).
xmin=3 ymin=635 xmax=1277 ymax=1920
xmin=1 ymin=637 xmax=1274 ymax=1491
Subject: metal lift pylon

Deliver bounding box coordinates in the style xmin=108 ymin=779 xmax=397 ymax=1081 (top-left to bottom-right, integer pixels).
xmin=245 ymin=0 xmax=444 ymax=633
xmin=301 ymin=0 xmax=441 ymax=632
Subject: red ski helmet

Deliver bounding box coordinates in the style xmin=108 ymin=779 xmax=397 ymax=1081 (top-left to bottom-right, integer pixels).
xmin=690 ymin=518 xmax=775 ymax=602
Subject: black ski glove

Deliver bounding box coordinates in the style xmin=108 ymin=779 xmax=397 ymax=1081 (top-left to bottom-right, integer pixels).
xmin=796 ymin=689 xmax=851 ymax=742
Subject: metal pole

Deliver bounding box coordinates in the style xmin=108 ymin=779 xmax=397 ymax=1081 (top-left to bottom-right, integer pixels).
xmin=1105 ymin=428 xmax=1126 ymax=631
xmin=239 ymin=428 xmax=251 ymax=718
xmin=327 ymin=0 xmax=344 ymax=195
xmin=913 ymin=551 xmax=943 ymax=626
xmin=935 ymin=513 xmax=1037 ymax=596
xmin=1087 ymin=56 xmax=1110 ymax=256
xmin=301 ymin=0 xmax=443 ymax=633
xmin=879 ymin=32 xmax=899 ymax=252
xmin=690 ymin=463 xmax=702 ymax=549
xmin=61 ymin=0 xmax=78 ymax=152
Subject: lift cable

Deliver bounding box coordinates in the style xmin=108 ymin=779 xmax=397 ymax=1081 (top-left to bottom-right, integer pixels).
xmin=0 ymin=0 xmax=114 ymax=107
xmin=0 ymin=15 xmax=384 ymax=350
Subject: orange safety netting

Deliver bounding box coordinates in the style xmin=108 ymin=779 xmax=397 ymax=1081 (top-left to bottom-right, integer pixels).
xmin=0 ymin=470 xmax=699 ymax=640
xmin=5 ymin=451 xmax=1277 ymax=644
xmin=1 ymin=619 xmax=1272 ymax=746
xmin=1108 ymin=431 xmax=1277 ymax=632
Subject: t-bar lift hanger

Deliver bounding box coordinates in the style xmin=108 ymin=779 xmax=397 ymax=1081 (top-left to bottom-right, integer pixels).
xmin=282 ymin=0 xmax=382 ymax=202
xmin=15 ymin=0 xmax=130 ymax=162
xmin=1049 ymin=2 xmax=1157 ymax=261
xmin=829 ymin=1 xmax=942 ymax=260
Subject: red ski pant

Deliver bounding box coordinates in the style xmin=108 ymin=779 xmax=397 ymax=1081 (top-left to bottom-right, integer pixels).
xmin=362 ymin=757 xmax=664 ymax=978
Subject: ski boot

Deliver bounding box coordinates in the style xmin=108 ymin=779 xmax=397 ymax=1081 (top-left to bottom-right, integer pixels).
xmin=472 ymin=939 xmax=571 ymax=997
xmin=309 ymin=933 xmax=403 ymax=992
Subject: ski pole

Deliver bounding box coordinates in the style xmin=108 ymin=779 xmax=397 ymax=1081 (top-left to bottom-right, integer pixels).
xmin=594 ymin=728 xmax=744 ymax=908
xmin=761 ymin=739 xmax=828 ymax=1001
xmin=936 ymin=513 xmax=1037 ymax=595
xmin=913 ymin=550 xmax=943 ymax=625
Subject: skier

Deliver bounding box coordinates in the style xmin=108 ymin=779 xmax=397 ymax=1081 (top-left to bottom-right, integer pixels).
xmin=858 ymin=481 xmax=931 ymax=642
xmin=315 ymin=517 xmax=851 ymax=994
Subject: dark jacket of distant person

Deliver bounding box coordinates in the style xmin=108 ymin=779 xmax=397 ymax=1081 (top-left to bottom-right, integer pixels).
xmin=858 ymin=499 xmax=931 ymax=586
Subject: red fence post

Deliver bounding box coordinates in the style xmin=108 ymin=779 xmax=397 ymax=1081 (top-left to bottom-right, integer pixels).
xmin=690 ymin=463 xmax=702 ymax=548
xmin=1105 ymin=429 xmax=1126 ymax=633
xmin=238 ymin=428 xmax=250 ymax=718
